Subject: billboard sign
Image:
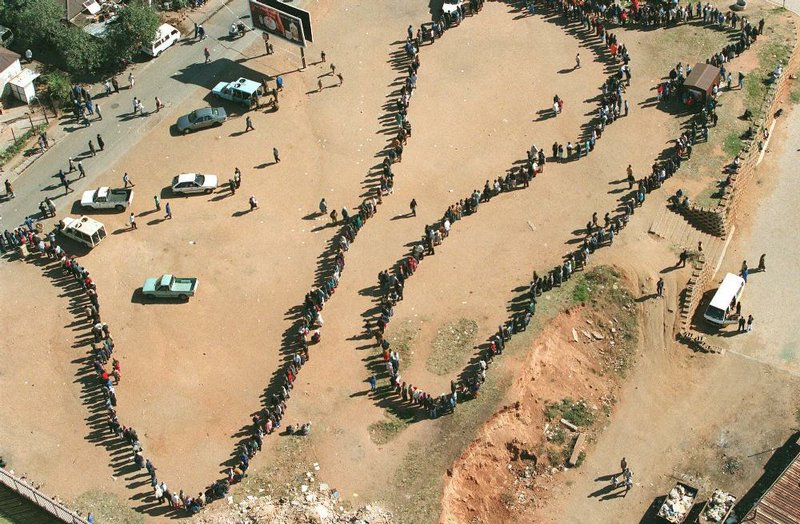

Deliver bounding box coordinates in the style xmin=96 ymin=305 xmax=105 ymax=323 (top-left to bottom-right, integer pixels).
xmin=258 ymin=0 xmax=313 ymax=43
xmin=249 ymin=0 xmax=306 ymax=46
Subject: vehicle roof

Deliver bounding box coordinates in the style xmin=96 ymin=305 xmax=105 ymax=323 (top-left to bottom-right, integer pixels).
xmin=160 ymin=274 xmax=173 ymax=285
xmin=709 ymin=273 xmax=745 ymax=310
xmin=175 ymin=173 xmax=200 ymax=183
xmin=191 ymin=107 xmax=223 ymax=117
xmin=97 ymin=187 xmax=109 ymax=198
xmin=64 ymin=215 xmax=105 ymax=235
xmin=228 ymin=78 xmax=261 ymax=93
xmin=157 ymin=23 xmax=179 ymax=34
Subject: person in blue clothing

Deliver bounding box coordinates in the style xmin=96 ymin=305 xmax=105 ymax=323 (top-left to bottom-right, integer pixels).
xmin=276 ymin=76 xmax=284 ymax=91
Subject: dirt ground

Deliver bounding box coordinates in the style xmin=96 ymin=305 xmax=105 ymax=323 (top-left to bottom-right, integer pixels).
xmin=0 ymin=0 xmax=798 ymax=523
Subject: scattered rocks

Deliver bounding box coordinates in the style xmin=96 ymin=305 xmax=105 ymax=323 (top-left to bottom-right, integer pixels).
xmin=194 ymin=478 xmax=393 ymax=524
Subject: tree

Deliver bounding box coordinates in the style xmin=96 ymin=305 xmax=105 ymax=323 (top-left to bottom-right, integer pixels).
xmin=59 ymin=26 xmax=103 ymax=77
xmin=40 ymin=69 xmax=72 ymax=103
xmin=0 ymin=0 xmax=64 ymax=51
xmin=104 ymin=2 xmax=159 ymax=63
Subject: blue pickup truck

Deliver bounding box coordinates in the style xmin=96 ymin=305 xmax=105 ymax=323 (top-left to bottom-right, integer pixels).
xmin=142 ymin=274 xmax=198 ymax=300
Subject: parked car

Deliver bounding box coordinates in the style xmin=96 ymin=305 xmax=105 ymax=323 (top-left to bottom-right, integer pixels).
xmin=171 ymin=173 xmax=218 ymax=195
xmin=212 ymin=78 xmax=264 ymax=107
xmin=176 ymin=107 xmax=227 ymax=134
xmin=57 ymin=216 xmax=107 ymax=249
xmin=142 ymin=274 xmax=198 ymax=300
xmin=80 ymin=187 xmax=134 ymax=211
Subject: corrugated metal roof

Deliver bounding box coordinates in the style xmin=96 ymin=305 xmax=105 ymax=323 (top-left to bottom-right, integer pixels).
xmin=685 ymin=63 xmax=721 ymax=93
xmin=747 ymin=451 xmax=800 ymax=524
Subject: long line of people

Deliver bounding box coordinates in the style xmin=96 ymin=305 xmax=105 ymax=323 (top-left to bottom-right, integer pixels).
xmin=12 ymin=0 xmax=760 ymax=517
xmin=362 ymin=0 xmax=758 ymax=419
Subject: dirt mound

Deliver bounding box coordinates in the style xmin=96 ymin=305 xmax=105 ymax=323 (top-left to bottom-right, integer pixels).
xmin=439 ymin=270 xmax=637 ymax=524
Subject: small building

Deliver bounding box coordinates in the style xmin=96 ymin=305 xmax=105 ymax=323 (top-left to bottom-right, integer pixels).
xmin=0 ymin=47 xmax=21 ymax=97
xmin=0 ymin=47 xmax=39 ymax=104
xmin=684 ymin=63 xmax=721 ymax=104
xmin=745 ymin=449 xmax=800 ymax=523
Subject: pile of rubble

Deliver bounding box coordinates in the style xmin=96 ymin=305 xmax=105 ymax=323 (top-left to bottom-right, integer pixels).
xmin=193 ymin=477 xmax=393 ymax=524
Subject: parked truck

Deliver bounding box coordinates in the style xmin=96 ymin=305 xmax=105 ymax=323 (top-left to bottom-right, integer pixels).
xmin=142 ymin=274 xmax=199 ymax=300
xmin=81 ymin=187 xmax=134 ymax=211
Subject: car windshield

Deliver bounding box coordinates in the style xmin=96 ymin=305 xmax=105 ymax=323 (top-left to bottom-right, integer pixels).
xmin=188 ymin=111 xmax=200 ymax=123
xmin=194 ymin=174 xmax=204 ymax=185
xmin=211 ymin=108 xmax=218 ymax=116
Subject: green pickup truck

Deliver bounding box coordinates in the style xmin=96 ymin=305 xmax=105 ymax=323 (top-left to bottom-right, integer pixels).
xmin=142 ymin=274 xmax=198 ymax=300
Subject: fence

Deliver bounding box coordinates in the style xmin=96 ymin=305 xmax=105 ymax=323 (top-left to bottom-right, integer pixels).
xmin=0 ymin=468 xmax=89 ymax=524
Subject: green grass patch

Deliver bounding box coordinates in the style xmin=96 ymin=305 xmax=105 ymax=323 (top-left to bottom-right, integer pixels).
xmin=695 ymin=181 xmax=724 ymax=209
xmin=790 ymin=85 xmax=800 ymax=104
xmin=745 ymin=14 xmax=794 ymax=117
xmin=386 ymin=321 xmax=418 ymax=366
xmin=368 ymin=411 xmax=412 ymax=445
xmin=572 ymin=279 xmax=590 ymax=303
xmin=72 ymin=490 xmax=144 ymax=524
xmin=426 ymin=318 xmax=479 ymax=376
xmin=544 ymin=398 xmax=596 ymax=427
xmin=723 ymin=131 xmax=742 ymax=157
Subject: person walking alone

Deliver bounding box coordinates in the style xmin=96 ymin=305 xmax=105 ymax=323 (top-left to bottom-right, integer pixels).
xmin=249 ymin=195 xmax=259 ymax=211
xmin=155 ymin=97 xmax=164 ymax=112
xmin=123 ymin=172 xmax=134 ymax=188
xmin=319 ymin=198 xmax=327 ymax=215
xmin=656 ymin=277 xmax=664 ymax=297
xmin=78 ymin=161 xmax=86 ymax=179
xmin=273 ymin=147 xmax=280 ymax=163
xmin=409 ymin=198 xmax=417 ymax=217
xmin=245 ymin=116 xmax=254 ymax=132
xmin=89 ymin=140 xmax=96 ymax=157
xmin=154 ymin=195 xmax=161 ymax=211
xmin=128 ymin=72 xmax=135 ymax=89
xmin=96 ymin=134 xmax=105 ymax=151
xmin=164 ymin=202 xmax=172 ymax=220
xmin=758 ymin=253 xmax=766 ymax=272
xmin=129 ymin=212 xmax=137 ymax=230
xmin=575 ymin=53 xmax=581 ymax=69
xmin=204 ymin=47 xmax=210 ymax=64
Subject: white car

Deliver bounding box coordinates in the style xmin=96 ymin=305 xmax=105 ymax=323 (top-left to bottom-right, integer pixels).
xmin=171 ymin=173 xmax=218 ymax=195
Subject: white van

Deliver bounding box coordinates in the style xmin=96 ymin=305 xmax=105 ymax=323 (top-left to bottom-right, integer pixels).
xmin=58 ymin=216 xmax=107 ymax=249
xmin=703 ymin=273 xmax=745 ymax=326
xmin=144 ymin=23 xmax=181 ymax=57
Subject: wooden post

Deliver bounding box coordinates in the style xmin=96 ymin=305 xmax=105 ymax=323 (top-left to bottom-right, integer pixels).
xmin=10 ymin=127 xmax=16 ymax=144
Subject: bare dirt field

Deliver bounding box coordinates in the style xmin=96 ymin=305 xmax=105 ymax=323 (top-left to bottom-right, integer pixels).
xmin=0 ymin=0 xmax=799 ymax=523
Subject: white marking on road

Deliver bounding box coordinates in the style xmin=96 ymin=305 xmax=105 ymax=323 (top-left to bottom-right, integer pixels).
xmin=756 ymin=119 xmax=777 ymax=166
xmin=711 ymin=226 xmax=735 ymax=279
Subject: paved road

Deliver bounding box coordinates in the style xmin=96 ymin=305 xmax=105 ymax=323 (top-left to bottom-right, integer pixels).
xmin=0 ymin=0 xmax=258 ymax=231
xmin=715 ymin=104 xmax=800 ymax=374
